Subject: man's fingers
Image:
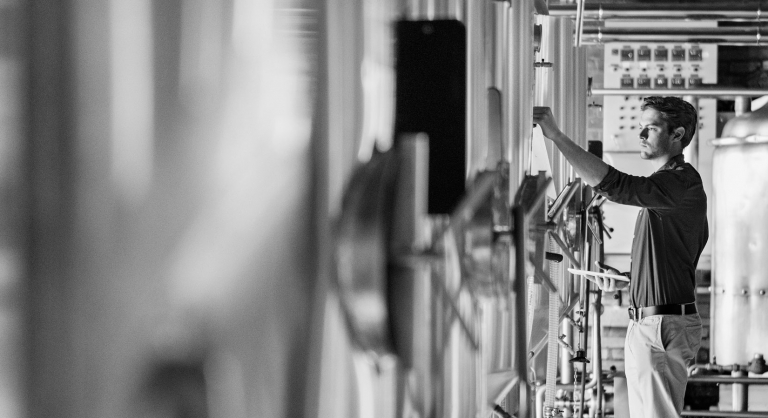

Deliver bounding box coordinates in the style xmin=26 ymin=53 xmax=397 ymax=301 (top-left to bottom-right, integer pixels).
xmin=583 ymin=274 xmax=599 ymax=285
xmin=584 ymin=274 xmax=606 ymax=290
xmin=583 ymin=273 xmax=620 ymax=292
xmin=595 ymin=260 xmax=620 ymax=275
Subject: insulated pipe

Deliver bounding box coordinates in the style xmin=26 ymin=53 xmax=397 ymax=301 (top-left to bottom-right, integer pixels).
xmin=549 ymin=3 xmax=766 ymax=22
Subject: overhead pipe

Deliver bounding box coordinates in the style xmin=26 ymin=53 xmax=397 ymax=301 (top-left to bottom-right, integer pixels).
xmin=549 ymin=2 xmax=766 ymax=22
xmin=590 ymin=88 xmax=768 ymax=98
xmin=579 ymin=26 xmax=768 ymax=45
xmin=574 ymin=0 xmax=585 ymax=46
xmin=680 ymin=412 xmax=768 ymax=418
xmin=687 ymin=376 xmax=768 ymax=385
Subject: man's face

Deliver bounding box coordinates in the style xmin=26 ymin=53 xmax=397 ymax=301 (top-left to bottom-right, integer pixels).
xmin=638 ymin=108 xmax=675 ymax=161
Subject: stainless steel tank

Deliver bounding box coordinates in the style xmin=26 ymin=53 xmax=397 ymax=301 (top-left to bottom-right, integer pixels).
xmin=534 ymin=15 xmax=585 ymax=190
xmin=711 ymin=133 xmax=768 ymax=365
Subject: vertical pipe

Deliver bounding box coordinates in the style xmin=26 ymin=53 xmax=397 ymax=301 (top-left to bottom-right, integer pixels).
xmin=592 ymin=289 xmax=603 ymax=418
xmin=514 ymin=205 xmax=531 ymax=418
xmin=734 ymin=96 xmax=751 ymax=116
xmin=577 ymin=243 xmax=591 ymax=416
xmin=683 ymin=96 xmax=699 ymax=168
xmin=466 ymin=0 xmax=487 ymax=177
xmin=508 ymin=1 xmax=533 ymax=195
xmin=26 ymin=1 xmax=77 ymax=416
xmin=732 ymin=370 xmax=748 ymax=412
xmin=561 ymin=314 xmax=574 ymax=384
xmin=574 ymin=0 xmax=585 ymax=46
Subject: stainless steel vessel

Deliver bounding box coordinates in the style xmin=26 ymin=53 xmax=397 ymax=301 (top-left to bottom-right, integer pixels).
xmin=711 ymin=135 xmax=768 ymax=365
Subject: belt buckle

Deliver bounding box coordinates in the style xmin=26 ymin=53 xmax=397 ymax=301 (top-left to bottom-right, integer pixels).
xmin=628 ymin=306 xmax=643 ymax=321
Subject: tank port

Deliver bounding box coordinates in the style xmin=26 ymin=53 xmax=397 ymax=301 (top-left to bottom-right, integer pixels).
xmin=748 ymin=354 xmax=767 ymax=374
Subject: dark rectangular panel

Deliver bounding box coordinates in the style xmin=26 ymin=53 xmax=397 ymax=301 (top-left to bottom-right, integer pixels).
xmin=395 ymin=20 xmax=466 ymax=215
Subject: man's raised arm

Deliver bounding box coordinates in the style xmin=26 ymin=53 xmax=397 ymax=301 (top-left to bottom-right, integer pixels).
xmin=533 ymin=106 xmax=610 ymax=187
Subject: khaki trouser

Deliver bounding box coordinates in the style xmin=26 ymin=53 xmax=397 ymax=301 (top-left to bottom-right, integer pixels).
xmin=624 ymin=313 xmax=702 ymax=418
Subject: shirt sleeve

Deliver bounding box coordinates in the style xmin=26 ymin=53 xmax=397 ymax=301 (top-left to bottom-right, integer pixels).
xmin=594 ymin=165 xmax=689 ymax=210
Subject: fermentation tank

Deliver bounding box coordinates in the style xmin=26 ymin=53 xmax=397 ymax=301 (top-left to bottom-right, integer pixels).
xmin=711 ymin=105 xmax=768 ymax=365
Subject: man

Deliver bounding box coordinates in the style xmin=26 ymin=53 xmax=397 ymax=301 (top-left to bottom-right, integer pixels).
xmin=533 ymin=96 xmax=708 ymax=418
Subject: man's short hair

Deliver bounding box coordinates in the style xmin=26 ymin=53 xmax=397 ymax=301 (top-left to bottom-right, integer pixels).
xmin=641 ymin=96 xmax=698 ymax=149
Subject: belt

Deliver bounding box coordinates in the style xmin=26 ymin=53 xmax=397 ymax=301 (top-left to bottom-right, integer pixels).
xmin=628 ymin=303 xmax=697 ymax=321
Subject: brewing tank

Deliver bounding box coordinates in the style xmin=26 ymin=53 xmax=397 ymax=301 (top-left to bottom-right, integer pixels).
xmin=711 ymin=111 xmax=768 ymax=364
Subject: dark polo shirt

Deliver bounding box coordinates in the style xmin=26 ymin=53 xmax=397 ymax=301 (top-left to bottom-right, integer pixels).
xmin=594 ymin=154 xmax=709 ymax=308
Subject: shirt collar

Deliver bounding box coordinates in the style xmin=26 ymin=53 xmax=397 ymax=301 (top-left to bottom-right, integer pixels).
xmin=657 ymin=154 xmax=685 ymax=172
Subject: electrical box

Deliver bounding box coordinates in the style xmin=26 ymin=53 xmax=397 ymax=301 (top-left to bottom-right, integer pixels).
xmin=604 ymin=42 xmax=717 ymax=89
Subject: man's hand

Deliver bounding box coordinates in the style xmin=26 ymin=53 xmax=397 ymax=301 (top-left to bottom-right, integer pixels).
xmin=533 ymin=106 xmax=564 ymax=140
xmin=583 ymin=261 xmax=630 ymax=292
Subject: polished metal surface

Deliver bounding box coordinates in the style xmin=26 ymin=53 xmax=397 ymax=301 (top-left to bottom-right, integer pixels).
xmin=532 ymin=17 xmax=590 ymax=415
xmin=403 ymin=0 xmax=464 ymax=20
xmin=336 ymin=149 xmax=399 ymax=355
xmin=549 ymin=2 xmax=766 ymax=22
xmin=713 ymin=136 xmax=768 ymax=146
xmin=711 ymin=137 xmax=768 ymax=365
xmin=580 ymin=26 xmax=768 ymax=45
xmin=722 ymin=104 xmax=768 ymax=138
xmin=506 ymin=0 xmax=535 ymax=200
xmin=467 ymin=0 xmax=488 ymax=177
xmin=535 ymin=15 xmax=572 ymax=191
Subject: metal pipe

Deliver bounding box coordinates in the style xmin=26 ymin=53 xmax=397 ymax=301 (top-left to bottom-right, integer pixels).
xmin=687 ymin=376 xmax=768 ymax=385
xmin=592 ymin=290 xmax=603 ymax=418
xmin=735 ymin=96 xmax=752 ymax=116
xmin=688 ymin=362 xmax=741 ymax=375
xmin=591 ymin=88 xmax=768 ymax=98
xmin=681 ymin=412 xmax=768 ymax=418
xmin=580 ymin=27 xmax=768 ymax=45
xmin=683 ymin=96 xmax=699 ymax=168
xmin=514 ymin=205 xmax=531 ymax=418
xmin=574 ymin=0 xmax=585 ymax=46
xmin=577 ymin=257 xmax=590 ymax=417
xmin=733 ymin=370 xmax=749 ymax=412
xmin=549 ymin=3 xmax=765 ymax=22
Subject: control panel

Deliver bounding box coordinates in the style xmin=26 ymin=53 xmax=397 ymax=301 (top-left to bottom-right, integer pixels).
xmin=603 ymin=42 xmax=717 ymax=90
xmin=602 ymin=42 xmax=718 ymax=151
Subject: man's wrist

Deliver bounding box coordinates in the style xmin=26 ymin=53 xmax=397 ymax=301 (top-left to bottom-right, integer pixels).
xmin=550 ymin=131 xmax=569 ymax=143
